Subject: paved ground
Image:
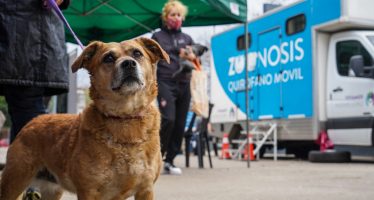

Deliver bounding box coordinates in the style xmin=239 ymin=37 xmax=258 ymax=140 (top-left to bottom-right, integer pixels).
xmin=1 ymin=147 xmax=374 ymax=200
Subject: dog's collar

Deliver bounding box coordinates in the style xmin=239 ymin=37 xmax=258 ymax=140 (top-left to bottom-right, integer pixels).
xmin=105 ymin=113 xmax=144 ymax=120
xmin=94 ymin=105 xmax=147 ymax=120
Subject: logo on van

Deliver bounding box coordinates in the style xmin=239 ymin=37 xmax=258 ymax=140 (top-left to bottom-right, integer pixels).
xmin=366 ymin=92 xmax=374 ymax=106
xmin=227 ymin=37 xmax=304 ymax=76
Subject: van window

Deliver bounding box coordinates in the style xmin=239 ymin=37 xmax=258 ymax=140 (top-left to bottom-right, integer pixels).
xmin=336 ymin=40 xmax=373 ymax=77
xmin=286 ymin=14 xmax=305 ymax=35
xmin=237 ymin=33 xmax=251 ymax=50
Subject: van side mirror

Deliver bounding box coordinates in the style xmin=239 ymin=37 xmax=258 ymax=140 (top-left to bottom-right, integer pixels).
xmin=349 ymin=55 xmax=364 ymax=77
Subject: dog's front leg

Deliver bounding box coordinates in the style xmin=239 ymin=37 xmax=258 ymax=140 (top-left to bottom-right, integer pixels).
xmin=76 ymin=191 xmax=100 ymax=200
xmin=135 ymin=190 xmax=154 ymax=200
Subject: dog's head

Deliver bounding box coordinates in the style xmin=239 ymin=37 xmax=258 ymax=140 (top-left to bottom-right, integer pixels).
xmin=190 ymin=44 xmax=208 ymax=57
xmin=180 ymin=44 xmax=208 ymax=60
xmin=173 ymin=43 xmax=208 ymax=78
xmin=71 ymin=37 xmax=169 ymax=115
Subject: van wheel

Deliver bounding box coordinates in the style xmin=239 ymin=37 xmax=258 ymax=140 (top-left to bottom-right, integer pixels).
xmin=308 ymin=150 xmax=351 ymax=163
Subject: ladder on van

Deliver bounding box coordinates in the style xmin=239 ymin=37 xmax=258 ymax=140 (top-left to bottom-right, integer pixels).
xmin=231 ymin=122 xmax=278 ymax=161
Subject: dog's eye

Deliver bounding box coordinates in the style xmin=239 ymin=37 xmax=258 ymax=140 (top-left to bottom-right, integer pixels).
xmin=103 ymin=54 xmax=115 ymax=63
xmin=133 ymin=50 xmax=143 ymax=58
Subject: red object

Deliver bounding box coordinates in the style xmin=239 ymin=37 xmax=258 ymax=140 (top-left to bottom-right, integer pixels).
xmin=220 ymin=133 xmax=231 ymax=159
xmin=166 ymin=18 xmax=182 ymax=30
xmin=316 ymin=130 xmax=334 ymax=152
xmin=0 ymin=138 xmax=9 ymax=147
xmin=243 ymin=134 xmax=255 ymax=161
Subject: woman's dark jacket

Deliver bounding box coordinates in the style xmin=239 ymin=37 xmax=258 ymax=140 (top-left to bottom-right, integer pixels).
xmin=151 ymin=26 xmax=194 ymax=82
xmin=0 ymin=0 xmax=70 ymax=96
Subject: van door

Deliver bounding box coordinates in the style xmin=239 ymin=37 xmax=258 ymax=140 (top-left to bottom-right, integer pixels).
xmin=253 ymin=27 xmax=282 ymax=120
xmin=326 ymin=31 xmax=374 ymax=145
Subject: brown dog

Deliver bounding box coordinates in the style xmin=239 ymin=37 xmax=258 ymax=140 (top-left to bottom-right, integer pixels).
xmin=0 ymin=37 xmax=169 ymax=200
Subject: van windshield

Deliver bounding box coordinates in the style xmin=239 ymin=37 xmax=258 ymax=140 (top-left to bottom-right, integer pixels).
xmin=367 ymin=36 xmax=374 ymax=47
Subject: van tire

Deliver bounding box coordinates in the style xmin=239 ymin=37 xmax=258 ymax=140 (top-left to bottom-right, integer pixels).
xmin=308 ymin=150 xmax=351 ymax=163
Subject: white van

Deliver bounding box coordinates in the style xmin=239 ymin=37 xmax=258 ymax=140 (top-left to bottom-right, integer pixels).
xmin=210 ymin=0 xmax=374 ymax=158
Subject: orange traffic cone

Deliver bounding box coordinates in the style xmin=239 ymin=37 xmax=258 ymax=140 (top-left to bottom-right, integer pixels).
xmin=220 ymin=133 xmax=231 ymax=159
xmin=243 ymin=134 xmax=255 ymax=161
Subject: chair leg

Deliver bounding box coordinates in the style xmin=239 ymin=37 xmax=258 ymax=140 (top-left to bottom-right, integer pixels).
xmin=185 ymin=136 xmax=191 ymax=168
xmin=197 ymin=133 xmax=204 ymax=168
xmin=204 ymin=133 xmax=213 ymax=168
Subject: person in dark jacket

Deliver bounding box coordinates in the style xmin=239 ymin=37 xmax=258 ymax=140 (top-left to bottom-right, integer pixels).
xmin=0 ymin=0 xmax=70 ymax=199
xmin=0 ymin=0 xmax=70 ymax=142
xmin=151 ymin=0 xmax=194 ymax=175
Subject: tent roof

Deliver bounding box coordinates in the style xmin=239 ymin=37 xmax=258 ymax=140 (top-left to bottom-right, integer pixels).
xmin=63 ymin=0 xmax=247 ymax=44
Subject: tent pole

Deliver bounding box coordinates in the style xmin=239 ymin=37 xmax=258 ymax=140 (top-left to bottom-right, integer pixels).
xmin=244 ymin=21 xmax=250 ymax=168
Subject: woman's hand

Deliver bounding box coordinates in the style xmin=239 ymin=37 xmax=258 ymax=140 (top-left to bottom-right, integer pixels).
xmin=43 ymin=0 xmax=64 ymax=6
xmin=55 ymin=0 xmax=63 ymax=5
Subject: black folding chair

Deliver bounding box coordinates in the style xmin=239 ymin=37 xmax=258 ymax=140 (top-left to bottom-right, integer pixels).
xmin=185 ymin=103 xmax=214 ymax=168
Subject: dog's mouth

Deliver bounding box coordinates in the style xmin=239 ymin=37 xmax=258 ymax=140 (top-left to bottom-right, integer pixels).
xmin=111 ymin=59 xmax=146 ymax=92
xmin=111 ymin=73 xmax=144 ymax=92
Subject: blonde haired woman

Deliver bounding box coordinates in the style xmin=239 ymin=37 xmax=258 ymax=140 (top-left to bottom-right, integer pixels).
xmin=152 ymin=0 xmax=195 ymax=175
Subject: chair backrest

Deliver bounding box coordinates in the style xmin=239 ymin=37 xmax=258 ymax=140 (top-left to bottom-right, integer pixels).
xmin=349 ymin=55 xmax=364 ymax=77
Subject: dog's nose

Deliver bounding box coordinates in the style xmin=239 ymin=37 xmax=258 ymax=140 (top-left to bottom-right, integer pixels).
xmin=121 ymin=59 xmax=137 ymax=71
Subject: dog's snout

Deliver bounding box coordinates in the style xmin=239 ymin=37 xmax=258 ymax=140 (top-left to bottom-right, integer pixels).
xmin=122 ymin=59 xmax=137 ymax=70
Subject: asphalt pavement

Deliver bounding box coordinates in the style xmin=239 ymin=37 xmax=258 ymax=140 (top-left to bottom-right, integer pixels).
xmin=1 ymin=148 xmax=374 ymax=200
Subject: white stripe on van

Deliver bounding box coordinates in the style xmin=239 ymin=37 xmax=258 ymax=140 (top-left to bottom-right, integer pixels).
xmin=259 ymin=115 xmax=273 ymax=119
xmin=288 ymin=114 xmax=306 ymax=119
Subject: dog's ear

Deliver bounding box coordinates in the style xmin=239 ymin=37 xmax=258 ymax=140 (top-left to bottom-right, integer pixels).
xmin=71 ymin=41 xmax=102 ymax=73
xmin=135 ymin=37 xmax=170 ymax=64
xmin=193 ymin=44 xmax=209 ymax=57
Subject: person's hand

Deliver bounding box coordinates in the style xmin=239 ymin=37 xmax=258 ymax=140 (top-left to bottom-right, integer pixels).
xmin=55 ymin=0 xmax=63 ymax=6
xmin=42 ymin=0 xmax=64 ymax=7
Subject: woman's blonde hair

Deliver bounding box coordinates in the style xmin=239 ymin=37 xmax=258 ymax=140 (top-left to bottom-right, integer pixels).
xmin=161 ymin=0 xmax=188 ymax=22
